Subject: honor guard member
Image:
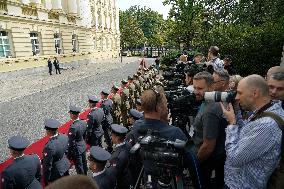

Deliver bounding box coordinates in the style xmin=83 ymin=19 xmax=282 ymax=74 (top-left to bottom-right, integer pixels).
xmin=100 ymin=90 xmax=114 ymax=153
xmin=86 ymin=96 xmax=104 ymax=147
xmin=128 ymin=76 xmax=136 ymax=109
xmin=43 ymin=119 xmax=70 ymax=185
xmin=120 ymin=79 xmax=131 ymax=127
xmin=133 ymin=74 xmax=142 ymax=98
xmin=137 ymin=71 xmax=145 ymax=93
xmin=129 ymin=109 xmax=143 ymax=126
xmin=88 ymin=146 xmax=116 ymax=189
xmin=136 ymin=99 xmax=143 ymax=112
xmin=109 ymin=124 xmax=132 ymax=189
xmin=2 ymin=136 xmax=42 ymax=189
xmin=67 ymin=105 xmax=88 ymax=175
xmin=111 ymin=85 xmax=122 ymax=124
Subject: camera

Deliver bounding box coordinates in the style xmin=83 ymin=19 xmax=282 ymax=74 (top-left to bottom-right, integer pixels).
xmin=130 ymin=132 xmax=187 ymax=189
xmin=204 ymin=90 xmax=237 ymax=103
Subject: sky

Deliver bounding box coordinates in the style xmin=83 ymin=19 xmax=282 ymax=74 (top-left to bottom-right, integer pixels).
xmin=118 ymin=0 xmax=171 ymax=19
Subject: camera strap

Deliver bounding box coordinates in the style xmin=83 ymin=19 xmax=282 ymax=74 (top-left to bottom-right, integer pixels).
xmin=250 ymin=101 xmax=274 ymax=122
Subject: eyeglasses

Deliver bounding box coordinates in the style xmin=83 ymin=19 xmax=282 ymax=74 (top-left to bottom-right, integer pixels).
xmin=152 ymin=88 xmax=160 ymax=112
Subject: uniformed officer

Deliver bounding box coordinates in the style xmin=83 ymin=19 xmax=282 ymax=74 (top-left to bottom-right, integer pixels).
xmin=109 ymin=124 xmax=132 ymax=189
xmin=127 ymin=76 xmax=136 ymax=109
xmin=2 ymin=136 xmax=42 ymax=189
xmin=133 ymin=74 xmax=141 ymax=99
xmin=67 ymin=105 xmax=88 ymax=175
xmin=136 ymin=99 xmax=143 ymax=112
xmin=120 ymin=79 xmax=131 ymax=127
xmin=100 ymin=90 xmax=114 ymax=153
xmin=86 ymin=96 xmax=104 ymax=147
xmin=128 ymin=109 xmax=143 ymax=127
xmin=137 ymin=71 xmax=145 ymax=92
xmin=88 ymin=146 xmax=116 ymax=189
xmin=110 ymin=85 xmax=122 ymax=124
xmin=42 ymin=119 xmax=70 ymax=185
xmin=47 ymin=58 xmax=52 ymax=75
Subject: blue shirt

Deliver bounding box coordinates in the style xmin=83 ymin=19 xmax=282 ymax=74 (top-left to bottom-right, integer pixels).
xmin=225 ymin=102 xmax=283 ymax=189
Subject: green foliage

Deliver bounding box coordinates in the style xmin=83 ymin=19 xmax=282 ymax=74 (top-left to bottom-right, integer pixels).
xmin=119 ymin=6 xmax=166 ymax=49
xmin=161 ymin=0 xmax=284 ymax=75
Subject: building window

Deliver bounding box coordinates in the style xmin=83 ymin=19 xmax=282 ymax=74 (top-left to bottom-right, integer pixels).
xmin=30 ymin=32 xmax=40 ymax=56
xmin=0 ymin=31 xmax=11 ymax=58
xmin=54 ymin=33 xmax=62 ymax=54
xmin=72 ymin=34 xmax=78 ymax=52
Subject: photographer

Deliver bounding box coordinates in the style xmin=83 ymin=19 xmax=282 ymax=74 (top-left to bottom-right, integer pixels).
xmin=212 ymin=69 xmax=230 ymax=92
xmin=221 ymin=75 xmax=284 ymax=189
xmin=191 ymin=71 xmax=227 ymax=189
xmin=126 ymin=86 xmax=187 ymax=188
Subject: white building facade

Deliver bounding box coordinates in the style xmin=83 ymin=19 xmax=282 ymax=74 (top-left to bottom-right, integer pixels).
xmin=0 ymin=0 xmax=120 ymax=71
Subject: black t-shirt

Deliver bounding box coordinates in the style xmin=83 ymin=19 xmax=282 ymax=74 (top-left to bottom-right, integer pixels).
xmin=224 ymin=64 xmax=236 ymax=75
xmin=192 ymin=102 xmax=227 ymax=158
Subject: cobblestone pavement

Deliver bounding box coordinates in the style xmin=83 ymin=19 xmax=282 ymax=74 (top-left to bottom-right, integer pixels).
xmin=0 ymin=57 xmax=155 ymax=161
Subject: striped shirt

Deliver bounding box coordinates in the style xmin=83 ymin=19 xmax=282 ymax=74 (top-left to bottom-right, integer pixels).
xmin=225 ymin=102 xmax=283 ymax=189
xmin=210 ymin=57 xmax=224 ymax=71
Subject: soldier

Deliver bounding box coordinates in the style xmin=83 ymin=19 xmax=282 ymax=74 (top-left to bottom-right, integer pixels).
xmin=67 ymin=105 xmax=88 ymax=175
xmin=136 ymin=99 xmax=143 ymax=112
xmin=88 ymin=146 xmax=116 ymax=189
xmin=86 ymin=96 xmax=104 ymax=147
xmin=2 ymin=136 xmax=42 ymax=189
xmin=100 ymin=90 xmax=114 ymax=153
xmin=137 ymin=71 xmax=145 ymax=92
xmin=133 ymin=74 xmax=141 ymax=99
xmin=42 ymin=119 xmax=70 ymax=185
xmin=127 ymin=76 xmax=136 ymax=109
xmin=109 ymin=124 xmax=132 ymax=189
xmin=110 ymin=85 xmax=122 ymax=124
xmin=128 ymin=109 xmax=143 ymax=126
xmin=120 ymin=79 xmax=131 ymax=127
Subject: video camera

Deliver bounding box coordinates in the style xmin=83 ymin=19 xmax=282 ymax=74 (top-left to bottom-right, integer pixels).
xmin=130 ymin=132 xmax=187 ymax=189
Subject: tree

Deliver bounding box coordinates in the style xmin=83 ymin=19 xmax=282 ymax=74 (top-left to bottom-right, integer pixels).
xmin=119 ymin=10 xmax=145 ymax=51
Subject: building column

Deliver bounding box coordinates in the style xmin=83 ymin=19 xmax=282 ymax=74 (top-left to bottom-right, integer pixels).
xmin=51 ymin=0 xmax=62 ymax=10
xmin=68 ymin=0 xmax=77 ymax=15
xmin=114 ymin=0 xmax=119 ymax=33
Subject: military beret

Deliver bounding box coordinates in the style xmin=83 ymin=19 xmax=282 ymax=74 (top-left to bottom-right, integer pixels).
xmin=112 ymin=85 xmax=120 ymax=91
xmin=129 ymin=109 xmax=143 ymax=120
xmin=136 ymin=99 xmax=141 ymax=106
xmin=44 ymin=118 xmax=61 ymax=130
xmin=128 ymin=76 xmax=133 ymax=80
xmin=88 ymin=95 xmax=100 ymax=103
xmin=101 ymin=90 xmax=110 ymax=96
xmin=89 ymin=146 xmax=111 ymax=163
xmin=69 ymin=105 xmax=81 ymax=114
xmin=133 ymin=74 xmax=138 ymax=78
xmin=8 ymin=136 xmax=30 ymax=151
xmin=111 ymin=124 xmax=128 ymax=136
xmin=121 ymin=79 xmax=128 ymax=84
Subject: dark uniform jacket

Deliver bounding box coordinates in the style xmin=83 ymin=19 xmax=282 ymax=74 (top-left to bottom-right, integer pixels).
xmin=93 ymin=169 xmax=116 ymax=189
xmin=87 ymin=107 xmax=104 ymax=139
xmin=68 ymin=119 xmax=87 ymax=157
xmin=109 ymin=142 xmax=132 ymax=189
xmin=42 ymin=134 xmax=70 ymax=184
xmin=2 ymin=154 xmax=42 ymax=189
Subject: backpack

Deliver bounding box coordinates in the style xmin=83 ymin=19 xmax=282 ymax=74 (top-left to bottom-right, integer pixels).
xmin=256 ymin=112 xmax=284 ymax=189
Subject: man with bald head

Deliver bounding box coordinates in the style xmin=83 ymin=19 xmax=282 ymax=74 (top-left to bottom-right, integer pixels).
xmin=221 ymin=75 xmax=284 ymax=189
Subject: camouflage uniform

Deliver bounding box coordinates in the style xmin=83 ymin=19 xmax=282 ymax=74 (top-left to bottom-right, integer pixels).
xmin=133 ymin=76 xmax=141 ymax=102
xmin=120 ymin=81 xmax=130 ymax=127
xmin=128 ymin=81 xmax=136 ymax=109
xmin=111 ymin=92 xmax=122 ymax=124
